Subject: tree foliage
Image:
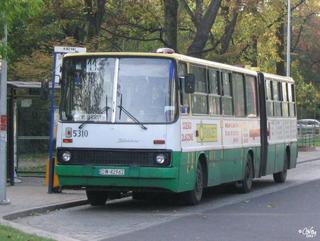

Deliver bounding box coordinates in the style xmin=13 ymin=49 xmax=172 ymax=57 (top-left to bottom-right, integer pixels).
xmin=0 ymin=0 xmax=43 ymax=58
xmin=2 ymin=0 xmax=320 ymax=117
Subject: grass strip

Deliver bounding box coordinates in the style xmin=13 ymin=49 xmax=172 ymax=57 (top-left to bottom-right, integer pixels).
xmin=0 ymin=224 xmax=54 ymax=241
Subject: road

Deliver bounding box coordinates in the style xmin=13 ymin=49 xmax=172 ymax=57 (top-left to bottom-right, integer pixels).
xmin=15 ymin=159 xmax=320 ymax=241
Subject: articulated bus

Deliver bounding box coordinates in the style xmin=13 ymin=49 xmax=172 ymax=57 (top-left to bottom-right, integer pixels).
xmin=56 ymin=49 xmax=297 ymax=205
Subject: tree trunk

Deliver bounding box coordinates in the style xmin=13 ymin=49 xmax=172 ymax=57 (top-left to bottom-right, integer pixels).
xmin=276 ymin=22 xmax=286 ymax=75
xmin=96 ymin=0 xmax=106 ymax=34
xmin=252 ymin=36 xmax=258 ymax=67
xmin=219 ymin=5 xmax=239 ymax=54
xmin=163 ymin=0 xmax=178 ymax=51
xmin=187 ymin=0 xmax=222 ymax=57
xmin=84 ymin=0 xmax=106 ymax=40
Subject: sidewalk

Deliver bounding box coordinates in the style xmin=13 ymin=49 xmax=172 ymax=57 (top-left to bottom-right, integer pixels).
xmin=0 ymin=177 xmax=86 ymax=241
xmin=297 ymin=147 xmax=320 ymax=163
xmin=0 ymin=177 xmax=86 ymax=218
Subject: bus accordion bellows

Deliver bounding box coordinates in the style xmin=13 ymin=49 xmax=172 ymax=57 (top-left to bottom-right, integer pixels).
xmin=55 ymin=50 xmax=297 ymax=205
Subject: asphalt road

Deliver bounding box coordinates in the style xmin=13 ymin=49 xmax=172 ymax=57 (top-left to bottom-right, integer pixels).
xmin=105 ymin=179 xmax=320 ymax=241
xmin=15 ymin=159 xmax=320 ymax=241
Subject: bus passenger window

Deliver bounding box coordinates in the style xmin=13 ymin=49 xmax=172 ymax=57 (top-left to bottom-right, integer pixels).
xmin=292 ymin=84 xmax=296 ymax=116
xmin=221 ymin=72 xmax=233 ymax=116
xmin=245 ymin=76 xmax=257 ymax=117
xmin=273 ymin=81 xmax=278 ymax=101
xmin=266 ymin=80 xmax=273 ymax=117
xmin=273 ymin=81 xmax=282 ymax=117
xmin=190 ymin=65 xmax=208 ymax=114
xmin=208 ymin=69 xmax=219 ymax=94
xmin=192 ymin=94 xmax=209 ymax=114
xmin=232 ymin=73 xmax=245 ymax=117
xmin=288 ymin=83 xmax=296 ymax=117
xmin=191 ymin=65 xmax=208 ymax=92
xmin=178 ymin=62 xmax=189 ymax=114
xmin=291 ymin=84 xmax=295 ymax=102
xmin=208 ymin=69 xmax=221 ymax=115
xmin=266 ymin=80 xmax=272 ymax=100
xmin=282 ymin=82 xmax=289 ymax=117
xmin=222 ymin=72 xmax=231 ymax=96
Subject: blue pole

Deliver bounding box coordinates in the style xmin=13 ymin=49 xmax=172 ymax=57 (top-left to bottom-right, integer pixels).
xmin=48 ymin=52 xmax=57 ymax=193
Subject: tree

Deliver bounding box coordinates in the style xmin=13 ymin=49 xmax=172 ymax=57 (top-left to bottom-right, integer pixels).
xmin=163 ymin=0 xmax=178 ymax=51
xmin=296 ymin=78 xmax=319 ymax=118
xmin=180 ymin=0 xmax=222 ymax=57
xmin=84 ymin=0 xmax=107 ymax=41
xmin=3 ymin=0 xmax=320 ymax=112
xmin=0 ymin=0 xmax=43 ymax=59
xmin=291 ymin=0 xmax=320 ymax=84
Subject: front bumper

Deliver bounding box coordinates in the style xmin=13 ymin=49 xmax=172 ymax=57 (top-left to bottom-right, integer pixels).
xmin=56 ymin=165 xmax=179 ymax=192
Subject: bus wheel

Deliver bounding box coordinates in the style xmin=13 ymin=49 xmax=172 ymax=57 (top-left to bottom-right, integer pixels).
xmin=184 ymin=161 xmax=204 ymax=205
xmin=237 ymin=155 xmax=253 ymax=193
xmin=86 ymin=190 xmax=108 ymax=206
xmin=273 ymin=153 xmax=288 ymax=183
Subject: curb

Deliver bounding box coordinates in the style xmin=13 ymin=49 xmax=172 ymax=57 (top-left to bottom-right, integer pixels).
xmin=3 ymin=199 xmax=88 ymax=221
xmin=297 ymin=157 xmax=320 ymax=165
xmin=1 ymin=199 xmax=88 ymax=241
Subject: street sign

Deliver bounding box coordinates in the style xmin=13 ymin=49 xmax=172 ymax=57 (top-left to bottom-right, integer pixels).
xmin=54 ymin=46 xmax=86 ymax=53
xmin=54 ymin=46 xmax=86 ymax=84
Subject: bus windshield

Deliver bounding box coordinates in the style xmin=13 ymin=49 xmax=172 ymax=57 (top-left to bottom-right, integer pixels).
xmin=60 ymin=57 xmax=177 ymax=124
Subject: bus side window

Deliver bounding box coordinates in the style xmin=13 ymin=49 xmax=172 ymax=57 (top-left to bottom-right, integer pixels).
xmin=278 ymin=81 xmax=284 ymax=116
xmin=208 ymin=68 xmax=221 ymax=115
xmin=292 ymin=84 xmax=296 ymax=116
xmin=266 ymin=79 xmax=273 ymax=117
xmin=282 ymin=82 xmax=289 ymax=117
xmin=178 ymin=62 xmax=189 ymax=114
xmin=190 ymin=65 xmax=208 ymax=115
xmin=288 ymin=83 xmax=296 ymax=117
xmin=221 ymin=71 xmax=233 ymax=116
xmin=245 ymin=75 xmax=258 ymax=117
xmin=273 ymin=80 xmax=282 ymax=117
xmin=232 ymin=73 xmax=245 ymax=117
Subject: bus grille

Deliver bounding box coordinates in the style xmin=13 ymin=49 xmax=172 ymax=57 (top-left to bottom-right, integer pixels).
xmin=57 ymin=148 xmax=171 ymax=167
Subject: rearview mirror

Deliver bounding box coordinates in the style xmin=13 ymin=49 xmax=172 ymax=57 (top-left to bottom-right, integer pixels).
xmin=184 ymin=74 xmax=195 ymax=94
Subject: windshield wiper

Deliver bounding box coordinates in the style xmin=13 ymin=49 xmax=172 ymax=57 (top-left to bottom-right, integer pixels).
xmin=78 ymin=105 xmax=110 ymax=129
xmin=118 ymin=94 xmax=147 ymax=130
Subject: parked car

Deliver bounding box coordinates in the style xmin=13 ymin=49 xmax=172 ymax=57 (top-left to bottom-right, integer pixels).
xmin=297 ymin=119 xmax=320 ymax=135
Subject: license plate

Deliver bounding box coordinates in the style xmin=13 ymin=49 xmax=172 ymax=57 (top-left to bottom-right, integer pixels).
xmin=98 ymin=168 xmax=125 ymax=176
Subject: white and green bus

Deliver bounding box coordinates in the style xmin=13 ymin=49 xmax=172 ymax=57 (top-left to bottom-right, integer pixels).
xmin=56 ymin=49 xmax=297 ymax=205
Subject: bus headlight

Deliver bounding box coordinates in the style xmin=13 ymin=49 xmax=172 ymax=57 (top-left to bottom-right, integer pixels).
xmin=62 ymin=151 xmax=72 ymax=162
xmin=155 ymin=154 xmax=166 ymax=165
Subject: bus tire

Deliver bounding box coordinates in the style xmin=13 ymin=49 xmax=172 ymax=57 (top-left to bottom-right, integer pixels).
xmin=237 ymin=155 xmax=253 ymax=193
xmin=184 ymin=161 xmax=204 ymax=205
xmin=86 ymin=190 xmax=108 ymax=206
xmin=273 ymin=152 xmax=288 ymax=183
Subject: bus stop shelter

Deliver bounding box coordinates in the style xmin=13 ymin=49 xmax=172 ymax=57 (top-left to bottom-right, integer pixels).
xmin=6 ymin=81 xmax=59 ymax=185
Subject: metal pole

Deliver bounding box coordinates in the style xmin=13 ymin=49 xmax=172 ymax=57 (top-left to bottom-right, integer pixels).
xmin=286 ymin=0 xmax=291 ymax=77
xmin=8 ymin=87 xmax=14 ymax=185
xmin=0 ymin=19 xmax=10 ymax=205
xmin=48 ymin=52 xmax=57 ymax=193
